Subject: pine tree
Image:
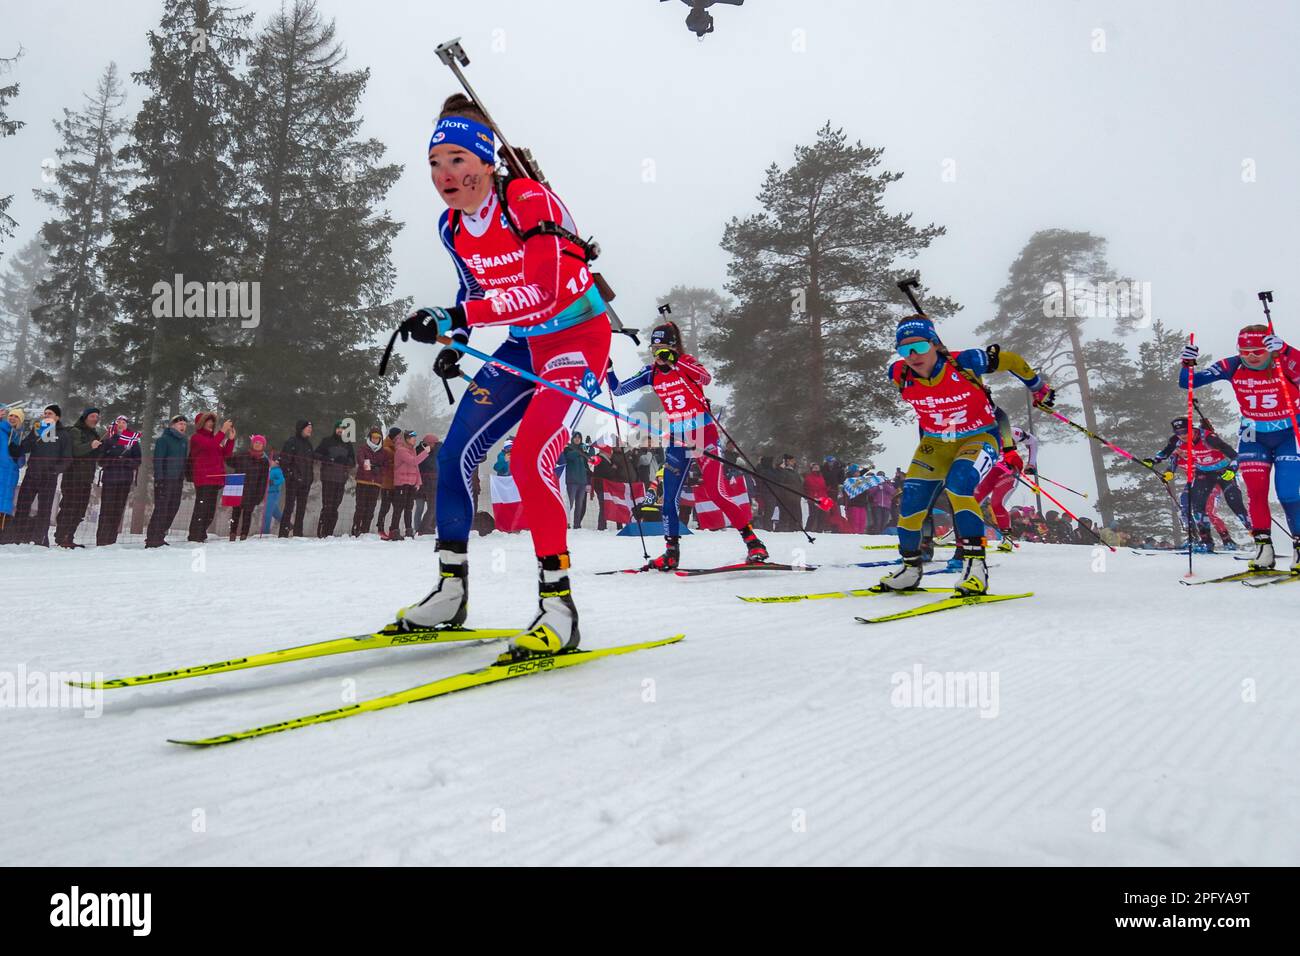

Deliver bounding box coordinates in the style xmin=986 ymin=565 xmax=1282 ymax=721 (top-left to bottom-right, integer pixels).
xmin=101 ymin=0 xmax=254 ymax=532
xmin=0 ymin=235 xmax=49 ymax=397
xmin=220 ymin=0 xmax=405 ymax=435
xmin=979 ymin=229 xmax=1147 ymax=526
xmin=0 ymin=46 xmax=26 ymax=254
xmin=30 ymin=63 xmax=130 ymax=408
xmin=712 ymin=124 xmax=955 ymax=462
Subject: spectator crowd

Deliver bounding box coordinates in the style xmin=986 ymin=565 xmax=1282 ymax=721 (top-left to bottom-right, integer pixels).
xmin=1 ymin=400 xmax=1136 ymax=549
xmin=0 ymin=402 xmax=443 ymax=547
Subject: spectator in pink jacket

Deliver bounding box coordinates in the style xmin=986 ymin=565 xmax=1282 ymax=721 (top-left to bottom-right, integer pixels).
xmin=388 ymin=429 xmax=430 ymax=541
xmin=867 ymin=471 xmax=895 ymax=534
xmin=187 ymin=412 xmax=235 ymax=542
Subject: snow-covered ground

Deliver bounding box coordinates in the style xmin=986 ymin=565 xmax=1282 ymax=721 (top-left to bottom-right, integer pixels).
xmin=1 ymin=531 xmax=1296 ymax=865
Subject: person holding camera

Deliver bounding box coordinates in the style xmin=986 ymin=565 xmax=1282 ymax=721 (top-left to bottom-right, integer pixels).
xmin=389 ymin=429 xmax=430 ymax=541
xmin=96 ymin=415 xmax=142 ymax=546
xmin=187 ymin=412 xmax=235 ymax=543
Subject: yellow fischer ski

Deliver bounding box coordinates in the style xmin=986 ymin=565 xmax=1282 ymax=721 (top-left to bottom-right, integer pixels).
xmin=168 ymin=635 xmax=685 ymax=747
xmin=738 ymin=587 xmax=952 ymax=604
xmin=71 ymin=626 xmax=518 ymax=689
xmin=856 ymin=592 xmax=1032 ymax=623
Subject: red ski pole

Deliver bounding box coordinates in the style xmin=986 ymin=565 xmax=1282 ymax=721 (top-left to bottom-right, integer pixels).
xmin=1012 ymin=473 xmax=1114 ymax=551
xmin=1257 ymin=292 xmax=1300 ymax=450
xmin=1032 ymin=473 xmax=1088 ymax=499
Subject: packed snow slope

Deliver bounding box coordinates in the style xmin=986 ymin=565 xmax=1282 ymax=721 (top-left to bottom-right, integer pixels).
xmin=2 ymin=531 xmax=1296 ymax=866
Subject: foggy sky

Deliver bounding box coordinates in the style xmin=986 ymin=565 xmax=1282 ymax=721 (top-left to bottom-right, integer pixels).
xmin=2 ymin=0 xmax=1297 ymax=521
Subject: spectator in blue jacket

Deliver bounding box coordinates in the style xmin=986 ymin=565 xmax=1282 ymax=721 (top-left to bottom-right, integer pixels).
xmin=262 ymin=452 xmax=285 ymax=535
xmin=145 ymin=415 xmax=190 ymax=548
xmin=0 ymin=406 xmax=26 ymax=537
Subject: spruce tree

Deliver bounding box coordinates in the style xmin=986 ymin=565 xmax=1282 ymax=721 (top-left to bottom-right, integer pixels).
xmin=30 ymin=63 xmax=130 ymax=407
xmin=0 ymin=235 xmax=49 ymax=397
xmin=0 ymin=46 xmax=26 ymax=254
xmin=101 ymin=0 xmax=254 ymax=531
xmin=221 ymin=0 xmax=405 ymax=435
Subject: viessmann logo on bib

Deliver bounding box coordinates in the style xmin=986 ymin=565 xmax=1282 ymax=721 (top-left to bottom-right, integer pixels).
xmin=467 ymin=250 xmax=524 ymax=274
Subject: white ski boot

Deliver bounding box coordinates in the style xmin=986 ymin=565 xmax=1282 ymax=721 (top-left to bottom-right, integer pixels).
xmin=1248 ymin=531 xmax=1275 ymax=571
xmin=499 ymin=553 xmax=581 ymax=661
xmin=878 ymin=554 xmax=925 ymax=591
xmin=396 ymin=540 xmax=468 ymax=630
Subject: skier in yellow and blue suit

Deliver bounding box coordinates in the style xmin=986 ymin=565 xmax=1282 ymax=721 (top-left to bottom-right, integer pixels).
xmin=879 ymin=315 xmax=1054 ymax=596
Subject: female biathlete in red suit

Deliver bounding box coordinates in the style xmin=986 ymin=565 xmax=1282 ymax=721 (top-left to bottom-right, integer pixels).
xmin=394 ymin=94 xmax=610 ymax=660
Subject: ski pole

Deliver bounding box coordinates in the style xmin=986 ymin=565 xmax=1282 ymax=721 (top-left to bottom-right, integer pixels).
xmin=697 ymin=449 xmax=837 ymax=513
xmin=1191 ymin=396 xmax=1289 ymax=538
xmin=1013 ymin=472 xmax=1114 ymax=551
xmin=609 ymin=397 xmax=651 ymax=563
xmin=1031 ymin=473 xmax=1088 ymax=498
xmin=1035 ymin=402 xmax=1186 ymax=501
xmin=1033 ymin=406 xmax=1151 ymax=468
xmin=1184 ymin=333 xmax=1196 ymax=576
xmin=1256 ymin=291 xmax=1300 ymax=450
xmin=432 ymin=336 xmax=668 ymax=436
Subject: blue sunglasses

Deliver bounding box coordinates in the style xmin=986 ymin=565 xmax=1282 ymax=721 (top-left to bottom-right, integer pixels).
xmin=897 ymin=340 xmax=934 ymax=358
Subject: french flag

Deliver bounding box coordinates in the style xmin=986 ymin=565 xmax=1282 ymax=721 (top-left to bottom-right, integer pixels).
xmin=490 ymin=474 xmax=528 ymax=532
xmin=221 ymin=473 xmax=245 ymax=508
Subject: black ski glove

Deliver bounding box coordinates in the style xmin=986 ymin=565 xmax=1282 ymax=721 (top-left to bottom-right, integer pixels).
xmin=399 ymin=305 xmax=466 ymax=345
xmin=433 ymin=346 xmax=463 ymax=380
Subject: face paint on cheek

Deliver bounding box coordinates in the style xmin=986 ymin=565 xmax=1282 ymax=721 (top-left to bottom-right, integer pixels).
xmin=460 ymin=173 xmax=481 ymax=189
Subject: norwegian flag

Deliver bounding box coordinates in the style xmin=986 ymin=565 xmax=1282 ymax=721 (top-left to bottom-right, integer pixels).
xmin=221 ymin=473 xmax=245 ymax=508
xmin=490 ymin=474 xmax=528 ymax=532
xmin=692 ymin=473 xmax=752 ymax=530
xmin=598 ymin=478 xmax=647 ymax=525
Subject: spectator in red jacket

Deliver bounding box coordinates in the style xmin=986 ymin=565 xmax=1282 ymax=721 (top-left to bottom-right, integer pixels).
xmin=803 ymin=464 xmax=832 ymax=533
xmin=187 ymin=412 xmax=235 ymax=542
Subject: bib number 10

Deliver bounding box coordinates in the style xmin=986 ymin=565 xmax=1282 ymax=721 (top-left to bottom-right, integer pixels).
xmin=565 ymin=267 xmax=591 ymax=296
